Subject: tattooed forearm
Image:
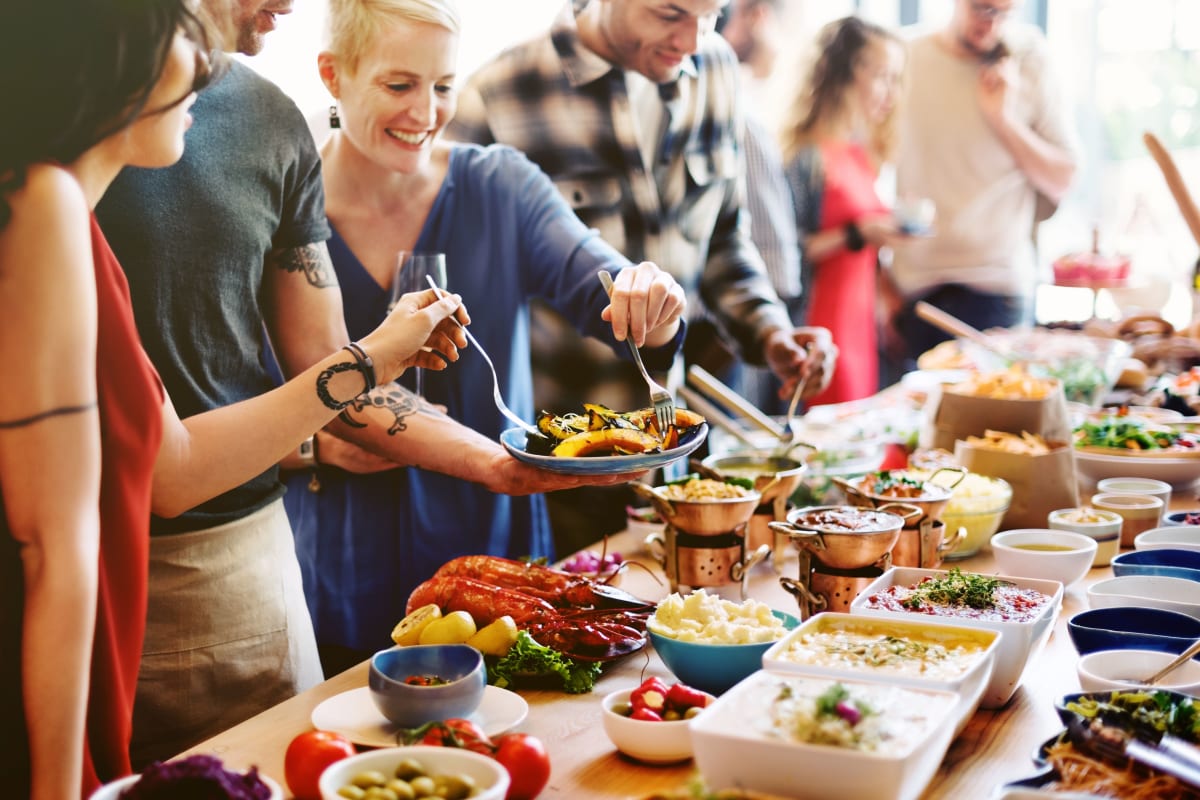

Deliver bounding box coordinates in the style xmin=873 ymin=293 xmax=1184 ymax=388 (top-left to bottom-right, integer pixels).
xmin=270 ymin=242 xmax=337 ymax=288
xmin=337 ymin=383 xmax=443 ymax=435
xmin=315 ymin=362 xmax=362 ymax=410
xmin=0 ymin=402 xmax=97 ymax=429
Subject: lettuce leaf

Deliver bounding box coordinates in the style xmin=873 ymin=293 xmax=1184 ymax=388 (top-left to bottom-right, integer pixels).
xmin=487 ymin=631 xmax=601 ymax=694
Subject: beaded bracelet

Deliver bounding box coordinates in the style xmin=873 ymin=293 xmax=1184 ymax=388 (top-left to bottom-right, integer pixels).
xmin=342 ymin=341 xmax=377 ymax=393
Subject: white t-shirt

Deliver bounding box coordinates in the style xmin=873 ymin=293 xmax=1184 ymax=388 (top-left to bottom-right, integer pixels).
xmin=891 ymin=25 xmax=1076 ymax=299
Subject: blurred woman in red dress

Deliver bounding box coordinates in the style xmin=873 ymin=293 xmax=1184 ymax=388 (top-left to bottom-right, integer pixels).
xmin=781 ymin=16 xmax=910 ymax=405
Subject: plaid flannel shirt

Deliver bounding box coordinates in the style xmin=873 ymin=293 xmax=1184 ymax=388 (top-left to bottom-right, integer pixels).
xmin=449 ymin=2 xmax=792 ymax=361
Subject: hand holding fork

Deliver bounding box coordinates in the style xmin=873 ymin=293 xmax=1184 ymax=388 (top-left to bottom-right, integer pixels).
xmin=598 ymin=270 xmax=676 ymax=434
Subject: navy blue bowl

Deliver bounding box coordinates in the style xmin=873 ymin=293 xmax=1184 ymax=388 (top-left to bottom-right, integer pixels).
xmin=1111 ymin=548 xmax=1200 ymax=582
xmin=1066 ymin=606 xmax=1200 ymax=657
xmin=1165 ymin=509 xmax=1200 ymax=527
xmin=369 ymin=645 xmax=486 ymax=727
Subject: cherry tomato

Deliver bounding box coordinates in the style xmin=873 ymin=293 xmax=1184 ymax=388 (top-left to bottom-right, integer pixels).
xmin=492 ymin=732 xmax=551 ymax=800
xmin=284 ymin=729 xmax=356 ymax=800
xmin=420 ymin=718 xmax=493 ymax=754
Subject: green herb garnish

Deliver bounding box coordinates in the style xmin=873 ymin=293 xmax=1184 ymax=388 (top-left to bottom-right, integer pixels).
xmin=901 ymin=567 xmax=1000 ymax=610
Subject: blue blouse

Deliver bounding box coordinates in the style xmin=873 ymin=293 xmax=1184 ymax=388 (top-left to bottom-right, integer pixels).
xmin=286 ymin=143 xmax=680 ymax=651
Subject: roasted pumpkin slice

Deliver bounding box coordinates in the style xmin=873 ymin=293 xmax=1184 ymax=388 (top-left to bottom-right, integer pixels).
xmin=551 ymin=428 xmax=662 ymax=457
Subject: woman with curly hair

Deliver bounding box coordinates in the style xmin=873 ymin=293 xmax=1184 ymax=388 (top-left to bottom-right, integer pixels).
xmin=781 ymin=16 xmax=909 ymax=404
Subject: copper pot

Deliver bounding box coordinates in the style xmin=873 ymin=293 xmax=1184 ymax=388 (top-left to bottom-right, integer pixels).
xmin=632 ymin=482 xmax=762 ymax=537
xmin=891 ymin=519 xmax=967 ymax=569
xmin=769 ymin=504 xmax=917 ymax=570
xmin=834 ymin=467 xmax=966 ymax=526
xmin=699 ymin=453 xmax=807 ymax=505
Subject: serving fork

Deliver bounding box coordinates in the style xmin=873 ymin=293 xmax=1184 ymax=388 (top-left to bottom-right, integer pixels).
xmin=425 ymin=275 xmax=542 ymax=439
xmin=597 ymin=270 xmax=676 ymax=435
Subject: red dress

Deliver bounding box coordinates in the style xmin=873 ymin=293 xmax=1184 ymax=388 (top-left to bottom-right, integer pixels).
xmin=805 ymin=141 xmax=888 ymax=406
xmin=0 ymin=215 xmax=162 ymax=796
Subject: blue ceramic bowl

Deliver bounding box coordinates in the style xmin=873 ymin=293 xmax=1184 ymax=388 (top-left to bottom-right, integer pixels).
xmin=1066 ymin=606 xmax=1200 ymax=657
xmin=368 ymin=645 xmax=486 ymax=727
xmin=1111 ymin=548 xmax=1200 ymax=582
xmin=1164 ymin=509 xmax=1200 ymax=527
xmin=649 ymin=610 xmax=800 ymax=695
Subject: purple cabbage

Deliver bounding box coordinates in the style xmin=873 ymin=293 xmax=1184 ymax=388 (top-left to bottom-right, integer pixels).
xmin=119 ymin=754 xmax=272 ymax=800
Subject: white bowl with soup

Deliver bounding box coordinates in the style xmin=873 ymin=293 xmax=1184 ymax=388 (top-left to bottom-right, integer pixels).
xmin=761 ymin=612 xmax=998 ymax=733
xmin=991 ymin=529 xmax=1098 ymax=587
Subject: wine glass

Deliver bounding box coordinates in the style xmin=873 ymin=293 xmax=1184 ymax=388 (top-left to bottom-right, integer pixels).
xmin=390 ymin=251 xmax=447 ymax=394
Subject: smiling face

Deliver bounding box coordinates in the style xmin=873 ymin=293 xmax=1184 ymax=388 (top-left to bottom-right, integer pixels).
xmin=122 ymin=32 xmax=202 ymax=168
xmin=853 ymin=36 xmax=905 ymax=126
xmin=218 ymin=0 xmax=294 ymax=55
xmin=588 ymin=0 xmax=728 ymax=84
xmin=322 ymin=17 xmax=458 ymax=175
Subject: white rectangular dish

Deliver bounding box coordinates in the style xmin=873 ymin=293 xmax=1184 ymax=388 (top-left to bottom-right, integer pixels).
xmin=690 ymin=670 xmax=959 ymax=800
xmin=849 ymin=567 xmax=1063 ymax=708
xmin=761 ymin=611 xmax=998 ymax=734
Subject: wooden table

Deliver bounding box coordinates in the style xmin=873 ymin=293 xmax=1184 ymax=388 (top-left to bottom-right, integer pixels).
xmin=181 ymin=521 xmax=1171 ymax=799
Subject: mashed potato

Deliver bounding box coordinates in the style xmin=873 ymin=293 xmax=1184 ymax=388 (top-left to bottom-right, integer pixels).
xmin=649 ymin=590 xmax=787 ymax=644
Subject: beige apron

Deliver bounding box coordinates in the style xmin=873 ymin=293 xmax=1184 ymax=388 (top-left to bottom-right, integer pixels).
xmin=130 ymin=500 xmax=322 ymax=767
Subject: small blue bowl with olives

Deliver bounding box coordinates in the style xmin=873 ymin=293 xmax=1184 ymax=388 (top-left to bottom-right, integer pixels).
xmin=369 ymin=645 xmax=487 ymax=727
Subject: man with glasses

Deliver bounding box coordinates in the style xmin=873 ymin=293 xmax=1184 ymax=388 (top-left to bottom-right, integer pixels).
xmin=880 ymin=0 xmax=1077 ymax=380
xmin=449 ymin=0 xmax=835 ymax=541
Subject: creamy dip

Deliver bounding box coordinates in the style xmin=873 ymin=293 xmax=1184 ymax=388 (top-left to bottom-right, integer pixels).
xmin=649 ymin=589 xmax=787 ymax=644
xmin=779 ymin=629 xmax=986 ymax=681
xmin=761 ymin=677 xmax=953 ymax=755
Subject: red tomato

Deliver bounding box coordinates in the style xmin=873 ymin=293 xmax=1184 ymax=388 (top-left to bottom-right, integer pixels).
xmin=420 ymin=718 xmax=494 ymax=754
xmin=284 ymin=729 xmax=356 ymax=800
xmin=492 ymin=733 xmax=551 ymax=800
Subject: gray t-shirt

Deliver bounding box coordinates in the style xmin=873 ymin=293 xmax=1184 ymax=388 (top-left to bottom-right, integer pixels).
xmin=96 ymin=59 xmax=331 ymax=535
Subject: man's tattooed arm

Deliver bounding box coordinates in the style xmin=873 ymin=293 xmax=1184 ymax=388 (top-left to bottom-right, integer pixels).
xmin=268 ymin=242 xmax=338 ymax=288
xmin=338 ymin=383 xmax=444 ymax=435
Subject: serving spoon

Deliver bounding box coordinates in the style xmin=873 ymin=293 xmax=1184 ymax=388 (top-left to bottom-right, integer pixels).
xmin=1145 ymin=636 xmax=1200 ymax=686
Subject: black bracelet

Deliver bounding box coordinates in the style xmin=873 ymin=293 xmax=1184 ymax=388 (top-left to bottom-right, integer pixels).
xmin=342 ymin=341 xmax=376 ymax=393
xmin=844 ymin=221 xmax=866 ymax=252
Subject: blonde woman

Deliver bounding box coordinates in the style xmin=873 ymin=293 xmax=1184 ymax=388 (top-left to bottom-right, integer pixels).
xmin=781 ymin=16 xmax=908 ymax=404
xmin=289 ymin=0 xmax=687 ymax=672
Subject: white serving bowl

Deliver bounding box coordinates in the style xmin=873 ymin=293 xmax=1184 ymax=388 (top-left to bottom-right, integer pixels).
xmin=317 ymin=746 xmax=509 ymax=800
xmin=1046 ymin=507 xmax=1122 ymax=567
xmin=1076 ymin=648 xmax=1200 ymax=696
xmin=600 ymin=686 xmax=713 ymax=763
xmin=991 ymin=529 xmax=1097 ymax=587
xmin=850 ymin=567 xmax=1064 ymax=708
xmin=1135 ymin=524 xmax=1200 ymax=553
xmin=690 ymin=671 xmax=959 ymax=800
xmin=761 ymin=612 xmax=997 ymax=734
xmin=90 ymin=771 xmax=282 ymax=800
xmin=1086 ymin=574 xmax=1200 ymax=620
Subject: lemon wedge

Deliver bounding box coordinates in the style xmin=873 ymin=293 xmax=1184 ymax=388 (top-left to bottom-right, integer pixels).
xmin=390 ymin=604 xmax=442 ymax=646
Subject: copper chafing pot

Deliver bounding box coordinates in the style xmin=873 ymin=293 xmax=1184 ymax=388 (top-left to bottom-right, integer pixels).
xmin=891 ymin=519 xmax=966 ymax=569
xmin=833 ymin=467 xmax=966 ymax=526
xmin=631 ymin=482 xmax=762 ymax=537
xmin=768 ymin=504 xmax=919 ymax=570
xmin=698 ymin=453 xmax=807 ymax=506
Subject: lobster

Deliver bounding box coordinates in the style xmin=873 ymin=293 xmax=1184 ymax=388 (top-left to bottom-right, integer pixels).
xmin=406 ymin=571 xmax=652 ymax=661
xmin=428 ymin=555 xmax=655 ymax=611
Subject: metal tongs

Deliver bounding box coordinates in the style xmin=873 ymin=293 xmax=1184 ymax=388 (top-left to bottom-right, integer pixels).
xmin=685 ymin=365 xmax=812 ymax=457
xmin=1065 ymin=713 xmax=1200 ymax=789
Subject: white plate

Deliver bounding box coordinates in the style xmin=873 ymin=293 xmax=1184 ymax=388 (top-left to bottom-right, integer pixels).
xmin=310 ymin=685 xmax=528 ymax=748
xmin=1073 ymin=448 xmax=1200 ymax=489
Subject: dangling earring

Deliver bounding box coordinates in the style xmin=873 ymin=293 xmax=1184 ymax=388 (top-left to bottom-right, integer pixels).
xmin=329 ymin=104 xmax=341 ymax=129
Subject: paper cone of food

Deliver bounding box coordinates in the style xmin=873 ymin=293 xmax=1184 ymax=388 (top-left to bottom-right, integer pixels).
xmin=931 ymin=368 xmax=1071 ymax=452
xmin=954 ymin=431 xmax=1078 ymax=530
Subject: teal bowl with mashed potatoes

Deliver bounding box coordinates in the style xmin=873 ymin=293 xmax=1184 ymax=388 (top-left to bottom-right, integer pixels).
xmin=648 ymin=599 xmax=800 ymax=695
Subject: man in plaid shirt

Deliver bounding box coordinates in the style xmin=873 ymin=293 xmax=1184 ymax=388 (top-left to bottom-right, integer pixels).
xmin=449 ymin=0 xmax=834 ymax=406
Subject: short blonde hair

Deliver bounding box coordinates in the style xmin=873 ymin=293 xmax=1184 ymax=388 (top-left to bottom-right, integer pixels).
xmin=327 ymin=0 xmax=460 ymax=74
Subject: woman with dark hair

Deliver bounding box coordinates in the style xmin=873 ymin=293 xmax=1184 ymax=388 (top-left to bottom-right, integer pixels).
xmin=0 ymin=2 xmax=466 ymax=795
xmin=781 ymin=16 xmax=908 ymax=404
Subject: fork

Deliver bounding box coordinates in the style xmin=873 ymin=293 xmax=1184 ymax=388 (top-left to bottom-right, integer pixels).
xmin=597 ymin=270 xmax=676 ymax=434
xmin=424 ymin=275 xmax=543 ymax=439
